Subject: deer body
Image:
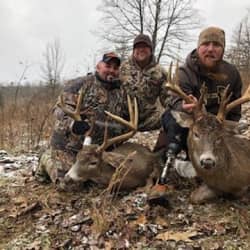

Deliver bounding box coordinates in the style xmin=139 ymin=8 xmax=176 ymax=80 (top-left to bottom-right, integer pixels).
xmin=58 ymin=91 xmax=163 ymax=191
xmin=65 ymin=142 xmax=162 ymax=190
xmin=166 ymin=74 xmax=250 ymax=203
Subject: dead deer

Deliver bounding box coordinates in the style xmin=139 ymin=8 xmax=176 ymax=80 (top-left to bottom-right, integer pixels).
xmin=58 ymin=89 xmax=164 ymax=191
xmin=166 ymin=71 xmax=250 ymax=204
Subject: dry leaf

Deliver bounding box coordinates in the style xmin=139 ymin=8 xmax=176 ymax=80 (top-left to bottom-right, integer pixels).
xmin=0 ymin=208 xmax=6 ymax=214
xmin=155 ymin=216 xmax=168 ymax=227
xmin=14 ymin=196 xmax=28 ymax=206
xmin=104 ymin=240 xmax=113 ymax=250
xmin=130 ymin=214 xmax=147 ymax=226
xmin=156 ymin=229 xmax=199 ymax=242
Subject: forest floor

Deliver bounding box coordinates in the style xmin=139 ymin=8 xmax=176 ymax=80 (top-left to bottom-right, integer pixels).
xmin=1 ymin=127 xmax=250 ymax=249
xmin=0 ymin=102 xmax=250 ymax=250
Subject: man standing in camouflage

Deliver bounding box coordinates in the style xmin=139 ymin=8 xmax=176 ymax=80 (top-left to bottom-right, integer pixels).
xmin=35 ymin=52 xmax=127 ymax=184
xmin=120 ymin=34 xmax=169 ymax=131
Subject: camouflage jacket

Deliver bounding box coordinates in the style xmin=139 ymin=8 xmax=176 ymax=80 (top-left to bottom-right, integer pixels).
xmin=172 ymin=49 xmax=242 ymax=121
xmin=50 ymin=73 xmax=127 ymax=154
xmin=120 ymin=56 xmax=169 ymax=131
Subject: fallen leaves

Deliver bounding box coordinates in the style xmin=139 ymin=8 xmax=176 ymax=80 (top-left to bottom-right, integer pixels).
xmin=8 ymin=201 xmax=42 ymax=218
xmin=156 ymin=229 xmax=200 ymax=243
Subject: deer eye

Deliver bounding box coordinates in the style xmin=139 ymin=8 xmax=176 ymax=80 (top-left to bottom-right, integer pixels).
xmin=89 ymin=160 xmax=98 ymax=165
xmin=193 ymin=131 xmax=200 ymax=139
xmin=215 ymin=137 xmax=222 ymax=145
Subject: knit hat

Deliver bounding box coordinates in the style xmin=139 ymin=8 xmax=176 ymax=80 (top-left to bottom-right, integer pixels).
xmin=102 ymin=52 xmax=121 ymax=66
xmin=133 ymin=34 xmax=153 ymax=49
xmin=198 ymin=27 xmax=225 ymax=48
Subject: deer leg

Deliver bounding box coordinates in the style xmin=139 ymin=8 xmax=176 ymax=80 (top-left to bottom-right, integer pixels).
xmin=190 ymin=184 xmax=218 ymax=204
xmin=35 ymin=149 xmax=74 ymax=184
xmin=34 ymin=152 xmax=52 ymax=184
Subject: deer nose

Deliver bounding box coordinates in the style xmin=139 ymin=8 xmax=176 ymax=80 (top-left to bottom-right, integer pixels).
xmin=200 ymin=158 xmax=215 ymax=169
xmin=63 ymin=174 xmax=74 ymax=184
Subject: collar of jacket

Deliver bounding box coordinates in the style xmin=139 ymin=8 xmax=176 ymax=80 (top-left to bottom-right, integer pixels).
xmin=95 ymin=72 xmax=121 ymax=90
xmin=130 ymin=54 xmax=157 ymax=70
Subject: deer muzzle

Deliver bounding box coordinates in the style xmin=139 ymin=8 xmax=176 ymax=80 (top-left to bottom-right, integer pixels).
xmin=63 ymin=173 xmax=74 ymax=184
xmin=200 ymin=158 xmax=215 ymax=169
xmin=199 ymin=152 xmax=216 ymax=170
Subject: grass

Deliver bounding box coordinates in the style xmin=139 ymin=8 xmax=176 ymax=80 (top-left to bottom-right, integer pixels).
xmin=0 ymin=84 xmax=61 ymax=152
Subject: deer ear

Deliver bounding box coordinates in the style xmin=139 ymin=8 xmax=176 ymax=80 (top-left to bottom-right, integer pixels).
xmin=171 ymin=110 xmax=194 ymax=128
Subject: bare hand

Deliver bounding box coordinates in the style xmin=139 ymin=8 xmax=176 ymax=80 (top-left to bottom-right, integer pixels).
xmin=182 ymin=95 xmax=198 ymax=113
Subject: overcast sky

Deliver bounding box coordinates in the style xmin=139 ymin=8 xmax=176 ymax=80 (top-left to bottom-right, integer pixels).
xmin=0 ymin=0 xmax=249 ymax=83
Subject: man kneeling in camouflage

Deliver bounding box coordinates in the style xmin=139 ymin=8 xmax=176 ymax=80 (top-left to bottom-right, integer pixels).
xmin=35 ymin=52 xmax=127 ymax=184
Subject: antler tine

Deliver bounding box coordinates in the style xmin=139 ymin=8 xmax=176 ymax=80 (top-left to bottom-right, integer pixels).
xmin=197 ymin=84 xmax=207 ymax=110
xmin=97 ymin=95 xmax=138 ymax=152
xmin=57 ymin=87 xmax=84 ymax=121
xmin=104 ymin=95 xmax=138 ymax=131
xmin=165 ymin=83 xmax=194 ymax=105
xmin=173 ymin=60 xmax=179 ymax=84
xmin=96 ymin=120 xmax=109 ymax=153
xmin=127 ymin=94 xmax=134 ymax=125
xmin=168 ymin=61 xmax=173 ymax=83
xmin=216 ymin=85 xmax=232 ymax=122
xmin=226 ymin=83 xmax=250 ymax=114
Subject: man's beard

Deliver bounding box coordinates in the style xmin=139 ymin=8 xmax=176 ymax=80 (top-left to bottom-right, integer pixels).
xmin=203 ymin=55 xmax=220 ymax=71
xmin=106 ymin=75 xmax=114 ymax=81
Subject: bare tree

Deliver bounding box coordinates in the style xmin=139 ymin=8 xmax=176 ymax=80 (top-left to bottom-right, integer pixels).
xmin=41 ymin=39 xmax=65 ymax=95
xmin=227 ymin=12 xmax=250 ymax=76
xmin=97 ymin=0 xmax=201 ymax=62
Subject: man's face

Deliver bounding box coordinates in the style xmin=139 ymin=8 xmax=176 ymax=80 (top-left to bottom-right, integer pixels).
xmin=133 ymin=43 xmax=152 ymax=64
xmin=96 ymin=60 xmax=119 ymax=81
xmin=197 ymin=41 xmax=224 ymax=70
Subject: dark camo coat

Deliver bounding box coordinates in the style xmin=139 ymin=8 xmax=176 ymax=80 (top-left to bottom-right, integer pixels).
xmin=51 ymin=73 xmax=127 ymax=151
xmin=120 ymin=56 xmax=170 ymax=131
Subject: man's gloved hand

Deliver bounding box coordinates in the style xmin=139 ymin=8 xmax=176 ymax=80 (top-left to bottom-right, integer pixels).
xmin=71 ymin=121 xmax=90 ymax=135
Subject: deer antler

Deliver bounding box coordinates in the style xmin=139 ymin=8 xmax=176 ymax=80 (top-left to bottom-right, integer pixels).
xmin=56 ymin=87 xmax=95 ymax=139
xmin=196 ymin=83 xmax=207 ymax=116
xmin=165 ymin=62 xmax=195 ymax=105
xmin=165 ymin=62 xmax=208 ymax=119
xmin=57 ymin=87 xmax=95 ymax=120
xmin=97 ymin=95 xmax=138 ymax=152
xmin=226 ymin=83 xmax=250 ymax=114
xmin=56 ymin=87 xmax=84 ymax=121
xmin=216 ymin=85 xmax=232 ymax=122
xmin=216 ymin=84 xmax=250 ymax=122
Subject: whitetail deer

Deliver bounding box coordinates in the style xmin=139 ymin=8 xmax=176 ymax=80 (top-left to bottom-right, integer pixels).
xmin=166 ymin=68 xmax=250 ymax=203
xmin=58 ymin=89 xmax=164 ymax=191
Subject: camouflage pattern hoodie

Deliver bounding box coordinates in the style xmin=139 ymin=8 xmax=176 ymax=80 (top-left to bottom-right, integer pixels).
xmin=172 ymin=49 xmax=242 ymax=121
xmin=120 ymin=55 xmax=169 ymax=131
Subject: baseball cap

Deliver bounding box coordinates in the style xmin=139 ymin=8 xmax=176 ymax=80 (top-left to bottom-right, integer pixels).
xmin=133 ymin=34 xmax=153 ymax=49
xmin=102 ymin=52 xmax=121 ymax=66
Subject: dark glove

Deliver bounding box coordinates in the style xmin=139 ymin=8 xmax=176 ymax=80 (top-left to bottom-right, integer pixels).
xmin=71 ymin=121 xmax=90 ymax=135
